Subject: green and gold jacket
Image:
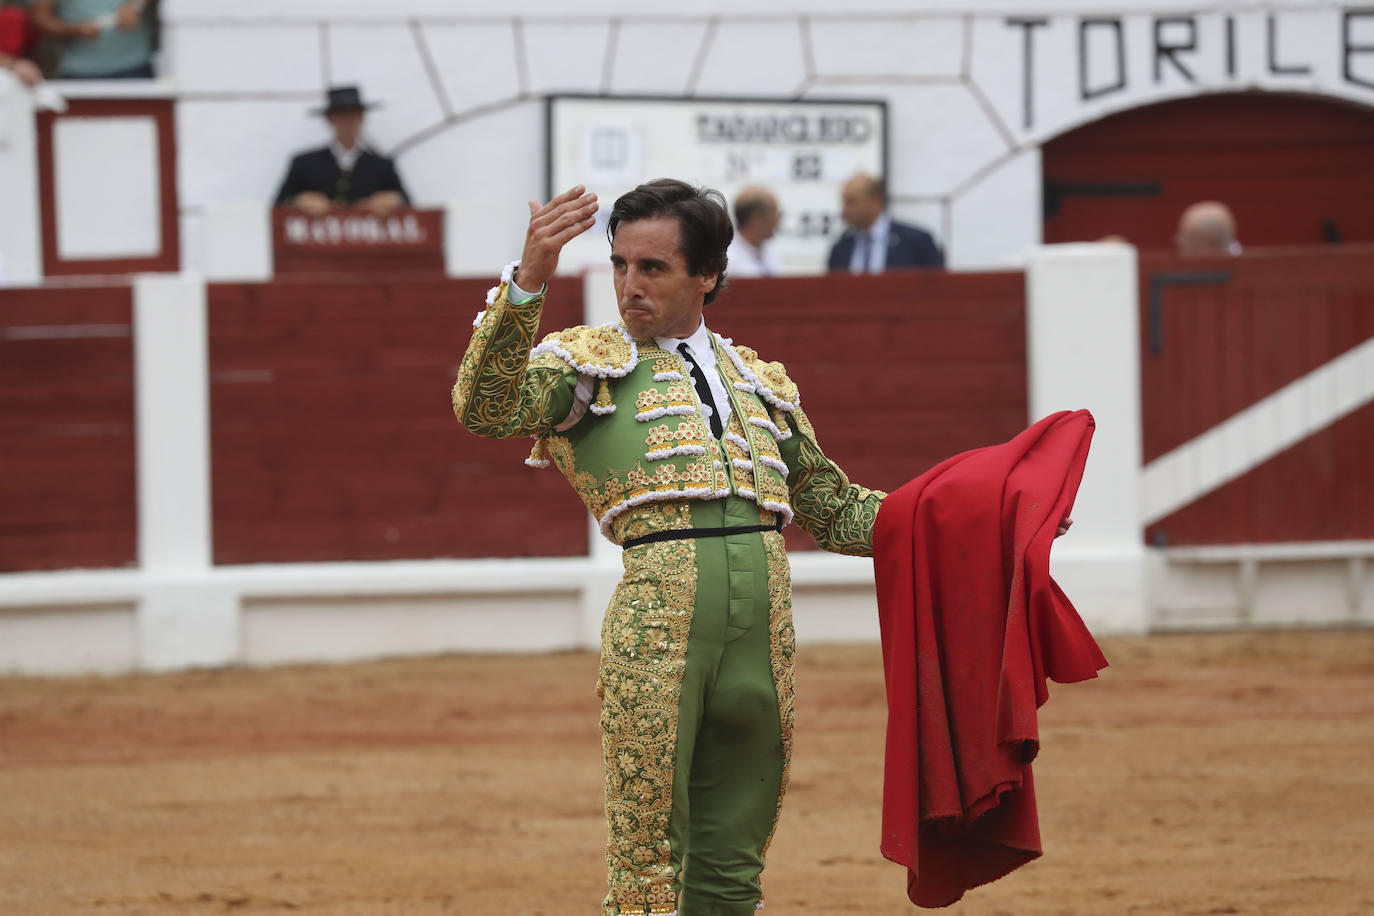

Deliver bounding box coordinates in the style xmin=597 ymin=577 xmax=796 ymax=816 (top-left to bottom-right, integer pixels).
xmin=452 ymin=276 xmax=885 ymax=555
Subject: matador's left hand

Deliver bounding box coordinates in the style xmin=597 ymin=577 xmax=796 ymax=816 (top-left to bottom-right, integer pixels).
xmin=1055 ymin=517 xmax=1073 ymax=538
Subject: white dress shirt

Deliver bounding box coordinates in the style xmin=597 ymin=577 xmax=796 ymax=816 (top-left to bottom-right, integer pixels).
xmin=655 ymin=320 xmax=733 ymax=433
xmin=848 ymin=211 xmax=892 ymax=274
xmin=330 ymin=140 xmax=363 ymax=172
xmin=726 ymin=237 xmax=781 ymax=277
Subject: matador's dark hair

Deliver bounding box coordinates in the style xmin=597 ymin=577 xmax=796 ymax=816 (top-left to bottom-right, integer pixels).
xmin=607 ymin=178 xmax=733 ymax=305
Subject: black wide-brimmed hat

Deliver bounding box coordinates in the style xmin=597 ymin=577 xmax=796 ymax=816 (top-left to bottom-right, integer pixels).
xmin=312 ymin=85 xmax=379 ymax=116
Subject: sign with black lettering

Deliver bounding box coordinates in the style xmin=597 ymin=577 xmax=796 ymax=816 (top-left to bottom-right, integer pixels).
xmin=547 ymin=95 xmax=887 ymax=276
xmin=1001 ymin=8 xmax=1374 ymax=134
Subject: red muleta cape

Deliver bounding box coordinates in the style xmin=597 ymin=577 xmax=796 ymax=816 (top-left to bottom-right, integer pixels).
xmin=872 ymin=409 xmax=1108 ymax=908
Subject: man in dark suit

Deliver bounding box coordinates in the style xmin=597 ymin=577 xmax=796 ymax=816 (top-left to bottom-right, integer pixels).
xmin=275 ymin=85 xmax=411 ymax=218
xmin=826 ymin=173 xmax=943 ymax=272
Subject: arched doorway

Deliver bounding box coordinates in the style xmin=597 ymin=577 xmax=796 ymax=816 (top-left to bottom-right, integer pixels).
xmin=1042 ymin=92 xmax=1374 ymax=249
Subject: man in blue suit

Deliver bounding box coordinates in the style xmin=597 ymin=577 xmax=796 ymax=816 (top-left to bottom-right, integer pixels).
xmin=826 ymin=174 xmax=944 ymax=272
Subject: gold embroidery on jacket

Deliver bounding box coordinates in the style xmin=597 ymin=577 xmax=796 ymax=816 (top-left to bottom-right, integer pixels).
xmin=452 ymin=286 xmax=570 ymax=439
xmin=783 ymin=406 xmax=886 ymax=556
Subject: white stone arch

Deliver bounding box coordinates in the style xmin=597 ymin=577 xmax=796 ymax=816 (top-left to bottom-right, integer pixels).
xmin=163 ymin=4 xmax=1374 ymax=274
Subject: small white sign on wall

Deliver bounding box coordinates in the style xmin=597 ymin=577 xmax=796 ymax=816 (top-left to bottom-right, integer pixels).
xmin=55 ymin=115 xmax=161 ymax=260
xmin=548 ymin=95 xmax=887 ymax=276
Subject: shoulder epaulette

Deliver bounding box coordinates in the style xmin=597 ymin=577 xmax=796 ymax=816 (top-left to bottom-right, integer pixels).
xmin=529 ymin=323 xmax=639 ymax=378
xmin=715 ymin=334 xmax=800 ymax=412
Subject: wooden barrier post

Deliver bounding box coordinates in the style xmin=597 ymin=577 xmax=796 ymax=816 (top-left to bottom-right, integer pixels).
xmin=1026 ymin=243 xmax=1148 ymax=634
xmin=133 ymin=273 xmax=239 ymax=669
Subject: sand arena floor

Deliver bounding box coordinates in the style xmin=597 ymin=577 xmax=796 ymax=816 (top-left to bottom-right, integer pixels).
xmin=2 ymin=630 xmax=1372 ymax=915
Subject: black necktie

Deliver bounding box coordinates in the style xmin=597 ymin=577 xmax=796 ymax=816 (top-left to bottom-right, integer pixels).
xmin=677 ymin=342 xmax=724 ymax=439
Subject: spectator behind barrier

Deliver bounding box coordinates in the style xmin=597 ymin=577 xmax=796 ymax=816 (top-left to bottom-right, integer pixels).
xmin=31 ymin=0 xmax=154 ymax=79
xmin=275 ymin=85 xmax=411 ymax=220
xmin=1176 ymin=201 xmax=1242 ymax=256
xmin=727 ymin=185 xmax=782 ymax=277
xmin=827 ymin=173 xmax=944 ymax=273
xmin=0 ymin=3 xmax=41 ymax=84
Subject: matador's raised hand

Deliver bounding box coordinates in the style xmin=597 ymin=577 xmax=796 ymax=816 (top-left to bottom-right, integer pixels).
xmin=517 ymin=185 xmax=599 ymax=292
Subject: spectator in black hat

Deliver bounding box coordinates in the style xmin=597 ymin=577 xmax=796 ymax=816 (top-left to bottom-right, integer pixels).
xmin=274 ymin=85 xmax=410 ymax=218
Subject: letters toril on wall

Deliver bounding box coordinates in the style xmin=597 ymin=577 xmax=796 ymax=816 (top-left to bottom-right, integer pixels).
xmin=1003 ymin=7 xmax=1374 ymax=132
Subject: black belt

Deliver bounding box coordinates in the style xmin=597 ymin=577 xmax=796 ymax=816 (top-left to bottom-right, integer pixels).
xmin=622 ymin=516 xmax=783 ymax=549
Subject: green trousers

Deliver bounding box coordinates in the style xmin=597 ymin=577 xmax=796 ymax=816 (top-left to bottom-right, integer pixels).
xmin=598 ymin=496 xmax=794 ymax=916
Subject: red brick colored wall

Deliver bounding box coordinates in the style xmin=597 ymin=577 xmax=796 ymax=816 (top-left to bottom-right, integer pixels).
xmin=714 ymin=272 xmax=1029 ymax=551
xmin=0 ymin=285 xmax=137 ymax=571
xmin=1140 ymin=248 xmax=1374 ymax=462
xmin=1147 ymin=402 xmax=1374 ymax=545
xmin=1140 ymin=246 xmax=1374 ymax=545
xmin=208 ymin=277 xmax=588 ymax=563
xmin=207 ymin=272 xmax=1028 ymax=561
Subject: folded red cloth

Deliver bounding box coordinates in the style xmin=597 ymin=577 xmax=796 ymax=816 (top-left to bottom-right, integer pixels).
xmin=873 ymin=409 xmax=1108 ymax=907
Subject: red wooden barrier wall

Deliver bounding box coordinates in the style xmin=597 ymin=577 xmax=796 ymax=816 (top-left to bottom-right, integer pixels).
xmin=209 ymin=272 xmax=1028 ymax=561
xmin=1140 ymin=246 xmax=1374 ymax=545
xmin=208 ymin=277 xmax=589 ymax=564
xmin=716 ymin=273 xmax=1028 ymax=551
xmin=0 ymin=285 xmax=137 ymax=571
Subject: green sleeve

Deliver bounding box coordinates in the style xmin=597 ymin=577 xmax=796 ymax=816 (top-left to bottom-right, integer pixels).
xmin=777 ymin=406 xmax=887 ymax=557
xmin=451 ymin=284 xmax=576 ymax=439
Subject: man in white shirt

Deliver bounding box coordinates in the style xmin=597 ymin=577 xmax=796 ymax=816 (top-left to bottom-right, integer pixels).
xmin=726 ymin=185 xmax=782 ymax=277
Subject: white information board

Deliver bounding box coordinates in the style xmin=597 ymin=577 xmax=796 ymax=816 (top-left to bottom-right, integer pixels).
xmin=547 ymin=95 xmax=887 ymax=277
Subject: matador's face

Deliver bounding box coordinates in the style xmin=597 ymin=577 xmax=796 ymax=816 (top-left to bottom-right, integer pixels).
xmin=610 ymin=217 xmax=716 ymax=341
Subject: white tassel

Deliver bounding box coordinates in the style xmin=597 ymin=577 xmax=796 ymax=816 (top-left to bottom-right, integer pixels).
xmin=759 ymin=455 xmax=789 ymax=475
xmin=760 ymin=499 xmax=794 ymax=525
xmin=747 ymin=415 xmax=788 ymax=441
xmin=725 ymin=431 xmax=752 ymax=453
xmin=601 ymin=486 xmax=731 ymax=540
xmin=646 ymin=445 xmax=709 ymax=461
xmin=636 ymin=405 xmax=696 ymax=422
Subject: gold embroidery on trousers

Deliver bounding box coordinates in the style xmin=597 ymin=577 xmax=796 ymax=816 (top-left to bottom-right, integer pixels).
xmin=599 ymin=537 xmax=697 ymax=915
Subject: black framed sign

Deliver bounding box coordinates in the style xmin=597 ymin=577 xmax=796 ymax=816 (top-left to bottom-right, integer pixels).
xmin=546 ymin=94 xmax=888 ymax=275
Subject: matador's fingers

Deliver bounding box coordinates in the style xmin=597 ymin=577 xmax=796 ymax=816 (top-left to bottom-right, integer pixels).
xmin=531 ymin=185 xmax=586 ymax=222
xmin=534 ymin=192 xmax=595 ymax=231
xmin=531 ymin=194 xmax=597 ymax=243
xmin=547 ymin=203 xmax=598 ymax=246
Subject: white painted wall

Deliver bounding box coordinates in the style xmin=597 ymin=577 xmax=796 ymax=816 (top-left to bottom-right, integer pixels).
xmin=0 ymin=71 xmax=42 ymax=285
xmin=55 ymin=117 xmax=162 ymax=260
xmin=153 ymin=1 xmax=1374 ymax=278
